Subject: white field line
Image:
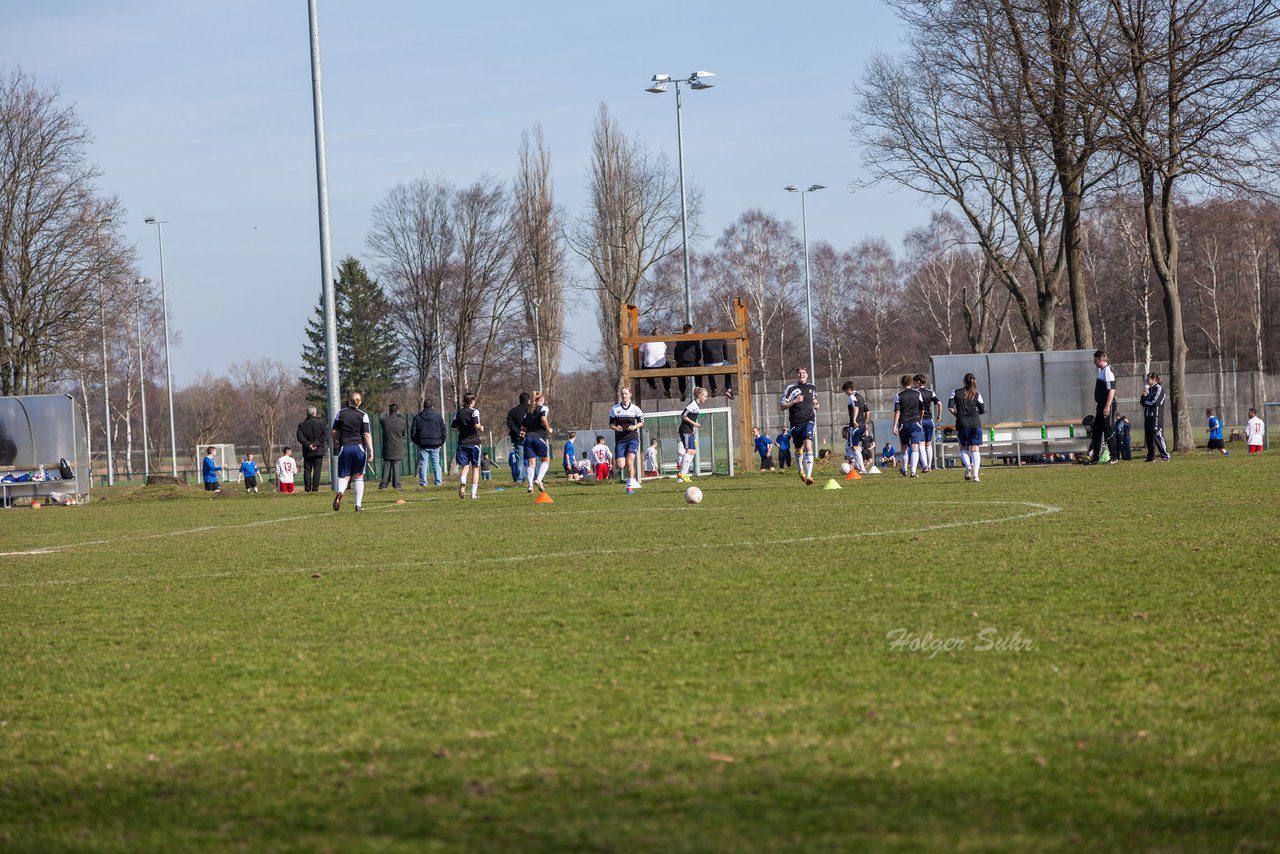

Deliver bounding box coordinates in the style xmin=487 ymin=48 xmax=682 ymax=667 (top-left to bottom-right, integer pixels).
xmin=0 ymin=501 xmax=1059 ymax=589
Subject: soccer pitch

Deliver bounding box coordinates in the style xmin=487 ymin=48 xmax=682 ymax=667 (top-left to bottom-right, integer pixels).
xmin=2 ymin=455 xmax=1278 ymax=852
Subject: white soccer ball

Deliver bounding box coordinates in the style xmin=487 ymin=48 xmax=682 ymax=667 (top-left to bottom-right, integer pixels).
xmin=684 ymin=486 xmax=703 ymax=505
xmin=840 ymin=462 xmax=852 ymax=474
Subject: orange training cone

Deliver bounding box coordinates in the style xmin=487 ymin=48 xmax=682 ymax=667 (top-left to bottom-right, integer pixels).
xmin=845 ymin=469 xmax=862 ymax=480
xmin=534 ymin=492 xmax=555 ymax=504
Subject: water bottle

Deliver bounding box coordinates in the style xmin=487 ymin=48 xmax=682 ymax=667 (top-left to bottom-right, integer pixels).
xmin=37 ymin=465 xmax=46 ymax=481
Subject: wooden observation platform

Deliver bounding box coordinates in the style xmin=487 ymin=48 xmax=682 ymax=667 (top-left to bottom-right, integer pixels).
xmin=619 ymin=298 xmax=754 ymax=471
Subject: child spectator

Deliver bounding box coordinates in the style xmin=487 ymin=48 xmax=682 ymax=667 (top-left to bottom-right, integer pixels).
xmin=590 ymin=436 xmax=613 ymax=481
xmin=643 ymin=439 xmax=660 ymax=479
xmin=880 ymin=442 xmax=896 ymax=468
xmin=480 ymin=453 xmax=493 ymax=481
xmin=775 ymin=429 xmax=792 ymax=469
xmin=201 ymin=447 xmax=223 ymax=494
xmin=564 ymin=431 xmax=578 ymax=480
xmin=1246 ymin=408 xmax=1265 ymax=453
xmin=275 ymin=447 xmax=297 ymax=493
xmin=753 ymin=427 xmax=776 ymax=471
xmin=239 ymin=453 xmax=260 ymax=493
xmin=507 ymin=446 xmax=523 ymax=483
xmin=1206 ymin=408 xmax=1228 ymax=455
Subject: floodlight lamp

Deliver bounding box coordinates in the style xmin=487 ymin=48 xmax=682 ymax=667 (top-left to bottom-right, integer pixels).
xmin=692 ymin=70 xmax=715 ymax=78
xmin=808 ymin=184 xmax=826 ymax=192
xmin=646 ymin=83 xmax=668 ymax=94
xmin=689 ymin=80 xmax=714 ymax=91
xmin=651 ymin=73 xmax=671 ymax=82
xmin=784 ymin=185 xmax=799 ymax=192
xmin=145 ymin=217 xmax=156 ymax=224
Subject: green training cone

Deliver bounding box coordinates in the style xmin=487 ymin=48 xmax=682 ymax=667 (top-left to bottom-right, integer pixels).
xmin=823 ymin=479 xmax=843 ymax=490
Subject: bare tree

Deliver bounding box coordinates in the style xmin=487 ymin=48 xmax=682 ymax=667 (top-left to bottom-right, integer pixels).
xmin=700 ymin=210 xmax=801 ymax=382
xmin=568 ymin=104 xmax=689 ymax=386
xmin=175 ymin=372 xmax=242 ymax=451
xmin=0 ymin=70 xmax=133 ymax=395
xmin=367 ymin=177 xmax=454 ymax=408
xmin=451 ymin=176 xmax=521 ymax=399
xmin=1086 ymin=0 xmax=1280 ymax=449
xmin=849 ymin=238 xmax=912 ymax=381
xmin=513 ymin=126 xmax=566 ymax=398
xmin=854 ymin=23 xmax=1067 ymax=351
xmin=230 ymin=359 xmax=294 ymax=466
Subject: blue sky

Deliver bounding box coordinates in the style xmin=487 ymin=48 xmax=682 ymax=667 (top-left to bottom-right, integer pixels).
xmin=2 ymin=1 xmax=930 ymax=383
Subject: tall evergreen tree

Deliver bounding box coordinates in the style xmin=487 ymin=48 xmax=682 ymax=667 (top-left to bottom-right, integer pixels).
xmin=300 ymin=256 xmax=401 ymax=414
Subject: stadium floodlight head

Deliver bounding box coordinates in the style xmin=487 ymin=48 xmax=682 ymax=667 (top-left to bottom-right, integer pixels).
xmin=692 ymin=70 xmax=715 ymax=79
xmin=784 ymin=185 xmax=799 ymax=192
xmin=651 ymin=73 xmax=671 ymax=83
xmin=144 ymin=217 xmax=156 ymax=224
xmin=808 ymin=184 xmax=826 ymax=192
xmin=646 ymin=82 xmax=669 ymax=94
xmin=689 ymin=79 xmax=714 ymax=91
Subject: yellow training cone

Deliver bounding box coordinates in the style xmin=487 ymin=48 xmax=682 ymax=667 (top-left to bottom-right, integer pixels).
xmin=823 ymin=479 xmax=842 ymax=490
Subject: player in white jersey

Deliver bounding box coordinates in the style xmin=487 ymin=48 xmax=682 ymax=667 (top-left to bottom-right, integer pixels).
xmin=1246 ymin=408 xmax=1265 ymax=453
xmin=275 ymin=447 xmax=297 ymax=493
xmin=590 ymin=436 xmax=614 ymax=481
xmin=609 ymin=386 xmax=645 ymax=493
xmin=676 ymin=387 xmax=708 ymax=483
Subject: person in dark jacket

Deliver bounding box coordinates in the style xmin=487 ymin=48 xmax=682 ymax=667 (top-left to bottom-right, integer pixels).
xmin=672 ymin=324 xmax=701 ymax=399
xmin=378 ymin=403 xmax=408 ymax=489
xmin=506 ymin=392 xmax=530 ymax=481
xmin=296 ymin=405 xmax=328 ymax=492
xmin=700 ymin=334 xmax=734 ymax=398
xmin=411 ymin=400 xmax=448 ymax=486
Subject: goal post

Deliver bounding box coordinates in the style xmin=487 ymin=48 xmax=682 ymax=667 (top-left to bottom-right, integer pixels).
xmin=195 ymin=444 xmax=238 ymax=482
xmin=1264 ymin=402 xmax=1279 ymax=450
xmin=638 ymin=406 xmax=735 ymax=479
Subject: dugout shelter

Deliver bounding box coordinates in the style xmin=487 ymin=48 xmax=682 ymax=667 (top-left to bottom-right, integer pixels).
xmin=0 ymin=393 xmax=91 ymax=506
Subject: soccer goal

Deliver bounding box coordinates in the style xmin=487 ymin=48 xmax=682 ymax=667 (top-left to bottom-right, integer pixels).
xmin=638 ymin=405 xmax=735 ymax=479
xmin=196 ymin=444 xmax=238 ymax=482
xmin=1265 ymin=402 xmax=1279 ymax=451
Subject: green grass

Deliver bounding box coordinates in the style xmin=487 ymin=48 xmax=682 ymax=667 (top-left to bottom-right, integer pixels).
xmin=2 ymin=453 xmax=1278 ymax=852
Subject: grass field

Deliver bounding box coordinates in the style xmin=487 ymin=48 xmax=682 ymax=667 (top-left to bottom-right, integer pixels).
xmin=2 ymin=452 xmax=1278 ymax=852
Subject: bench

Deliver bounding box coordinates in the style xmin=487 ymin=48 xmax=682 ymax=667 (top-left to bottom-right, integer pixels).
xmin=0 ymin=462 xmax=79 ymax=507
xmin=936 ymin=420 xmax=1091 ymax=467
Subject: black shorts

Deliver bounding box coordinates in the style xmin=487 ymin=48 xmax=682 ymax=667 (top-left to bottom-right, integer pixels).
xmin=204 ymin=482 xmax=219 ymax=491
xmin=244 ymin=476 xmax=257 ymax=488
xmin=759 ymin=454 xmax=775 ymax=469
xmin=1207 ymin=438 xmax=1225 ymax=450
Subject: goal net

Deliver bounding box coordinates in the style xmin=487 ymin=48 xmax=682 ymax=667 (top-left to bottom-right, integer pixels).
xmin=637 ymin=405 xmax=735 ymax=479
xmin=196 ymin=444 xmax=238 ymax=482
xmin=1265 ymin=402 xmax=1279 ymax=451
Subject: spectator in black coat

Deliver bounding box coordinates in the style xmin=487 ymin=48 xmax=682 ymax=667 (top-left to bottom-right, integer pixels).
xmin=506 ymin=392 xmax=530 ymax=481
xmin=700 ymin=335 xmax=734 ymax=398
xmin=379 ymin=403 xmax=408 ymax=489
xmin=296 ymin=406 xmax=328 ymax=492
xmin=672 ymin=324 xmax=701 ymax=399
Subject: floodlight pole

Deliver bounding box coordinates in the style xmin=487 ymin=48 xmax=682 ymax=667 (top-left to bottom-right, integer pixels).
xmin=648 ymin=71 xmax=715 ymax=327
xmin=146 ymin=218 xmax=179 ymax=477
xmin=136 ymin=277 xmax=152 ymax=480
xmin=99 ymin=273 xmax=114 ymax=488
xmin=307 ymin=0 xmax=341 ymax=491
xmin=786 ymin=184 xmax=825 ymax=381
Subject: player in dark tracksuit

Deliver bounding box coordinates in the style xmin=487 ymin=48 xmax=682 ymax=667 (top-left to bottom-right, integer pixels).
xmin=1141 ymin=372 xmax=1170 ymax=462
xmin=1089 ymin=349 xmax=1116 ymax=464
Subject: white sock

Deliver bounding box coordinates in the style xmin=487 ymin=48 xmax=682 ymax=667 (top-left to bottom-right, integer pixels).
xmin=911 ymin=448 xmax=919 ymax=475
xmin=353 ymin=478 xmax=364 ymax=506
xmin=925 ymin=445 xmax=934 ymax=468
xmin=855 ymin=452 xmax=866 ymax=473
xmin=336 ymin=476 xmax=349 ymax=494
xmin=526 ymin=465 xmax=536 ymax=488
xmin=471 ymin=481 xmax=478 ymax=497
xmin=972 ymin=450 xmax=981 ymax=475
xmin=960 ymin=449 xmax=971 ymax=471
xmin=537 ymin=460 xmax=548 ymax=483
xmin=805 ymin=453 xmax=814 ymax=477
